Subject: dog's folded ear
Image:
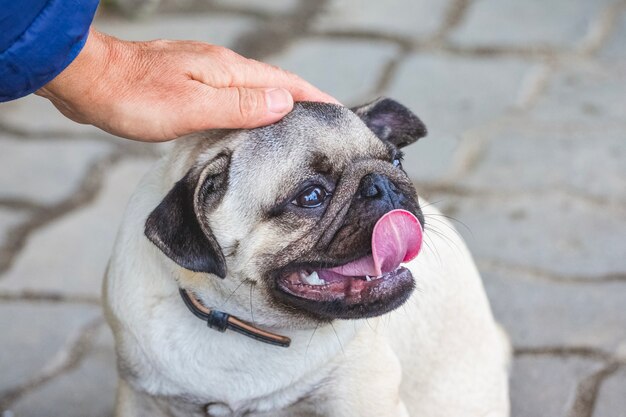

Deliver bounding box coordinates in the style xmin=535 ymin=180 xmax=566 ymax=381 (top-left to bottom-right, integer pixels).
xmin=144 ymin=153 xmax=230 ymax=278
xmin=352 ymin=97 xmax=427 ymax=148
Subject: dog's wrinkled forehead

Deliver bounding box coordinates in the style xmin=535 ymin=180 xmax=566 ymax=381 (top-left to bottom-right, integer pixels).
xmin=230 ymin=103 xmax=389 ymax=202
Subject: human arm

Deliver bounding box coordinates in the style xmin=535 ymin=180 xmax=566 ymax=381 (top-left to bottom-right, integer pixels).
xmin=36 ymin=28 xmax=338 ymax=141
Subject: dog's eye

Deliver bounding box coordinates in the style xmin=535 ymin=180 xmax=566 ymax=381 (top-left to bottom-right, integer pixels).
xmin=391 ymin=151 xmax=404 ymax=169
xmin=293 ymin=186 xmax=328 ymax=208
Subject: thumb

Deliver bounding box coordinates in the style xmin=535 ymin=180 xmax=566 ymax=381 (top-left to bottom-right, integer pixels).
xmin=187 ymin=85 xmax=295 ymax=130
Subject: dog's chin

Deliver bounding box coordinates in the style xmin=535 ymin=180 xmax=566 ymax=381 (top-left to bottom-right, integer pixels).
xmin=269 ymin=258 xmax=415 ymax=320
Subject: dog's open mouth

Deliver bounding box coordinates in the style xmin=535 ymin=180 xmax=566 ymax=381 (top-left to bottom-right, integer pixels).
xmin=278 ymin=259 xmax=413 ymax=303
xmin=274 ymin=210 xmax=424 ymax=319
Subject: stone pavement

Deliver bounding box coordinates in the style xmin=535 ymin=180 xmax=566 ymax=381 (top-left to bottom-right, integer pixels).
xmin=1 ymin=0 xmax=625 ymax=416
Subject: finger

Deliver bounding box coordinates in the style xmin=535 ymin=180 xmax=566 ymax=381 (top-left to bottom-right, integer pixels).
xmin=191 ymin=50 xmax=340 ymax=105
xmin=236 ymin=59 xmax=341 ymax=104
xmin=178 ymin=84 xmax=295 ymax=131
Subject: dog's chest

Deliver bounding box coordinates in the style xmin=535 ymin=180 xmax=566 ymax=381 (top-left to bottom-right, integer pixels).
xmin=126 ymin=323 xmax=334 ymax=417
xmin=147 ymin=374 xmax=323 ymax=417
xmin=158 ymin=398 xmax=311 ymax=417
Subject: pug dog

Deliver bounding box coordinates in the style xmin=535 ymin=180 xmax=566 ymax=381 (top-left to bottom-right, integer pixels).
xmin=103 ymin=98 xmax=510 ymax=417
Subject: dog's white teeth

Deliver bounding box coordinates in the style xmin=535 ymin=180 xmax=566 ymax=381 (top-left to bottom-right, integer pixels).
xmin=302 ymin=271 xmax=326 ymax=286
xmin=368 ymin=274 xmax=384 ymax=281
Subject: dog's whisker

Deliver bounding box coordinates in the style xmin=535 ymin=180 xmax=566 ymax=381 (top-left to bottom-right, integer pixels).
xmin=330 ymin=322 xmax=345 ymax=356
xmin=425 ymin=224 xmax=463 ymax=253
xmin=373 ymin=316 xmax=382 ymax=333
xmin=365 ymin=318 xmax=375 ymax=333
xmin=249 ymin=284 xmax=256 ymax=324
xmin=426 ymin=224 xmax=458 ymax=247
xmin=385 ymin=312 xmax=393 ymax=328
xmin=304 ymin=323 xmax=319 ymax=361
xmin=402 ymin=305 xmax=421 ymax=342
xmin=418 ymin=198 xmax=446 ymax=210
xmin=219 ymin=278 xmax=247 ymax=310
xmin=427 ymin=232 xmax=461 ymax=259
xmin=422 ymin=235 xmax=443 ymax=267
xmin=424 ymin=214 xmax=468 ymax=241
xmin=424 ymin=213 xmax=473 ymax=237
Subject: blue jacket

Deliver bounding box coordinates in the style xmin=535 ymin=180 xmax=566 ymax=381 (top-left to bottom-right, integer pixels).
xmin=0 ymin=0 xmax=99 ymax=101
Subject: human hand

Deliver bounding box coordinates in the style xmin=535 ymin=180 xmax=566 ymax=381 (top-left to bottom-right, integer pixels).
xmin=36 ymin=28 xmax=338 ymax=141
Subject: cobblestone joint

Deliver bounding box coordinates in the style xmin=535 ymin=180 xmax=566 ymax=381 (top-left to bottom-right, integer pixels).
xmin=0 ymin=318 xmax=103 ymax=410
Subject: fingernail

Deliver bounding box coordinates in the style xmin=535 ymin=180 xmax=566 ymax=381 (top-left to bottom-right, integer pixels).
xmin=265 ymin=88 xmax=293 ymax=113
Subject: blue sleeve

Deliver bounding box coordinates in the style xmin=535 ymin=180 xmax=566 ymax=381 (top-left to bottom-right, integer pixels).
xmin=0 ymin=0 xmax=100 ymax=102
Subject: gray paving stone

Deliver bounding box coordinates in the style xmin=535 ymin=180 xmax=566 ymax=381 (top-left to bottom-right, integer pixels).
xmin=530 ymin=62 xmax=626 ymax=131
xmin=0 ymin=137 xmax=113 ymax=206
xmin=211 ymin=0 xmax=300 ymax=14
xmin=313 ymin=0 xmax=449 ymax=39
xmin=510 ymin=355 xmax=606 ymax=417
xmin=0 ymin=95 xmax=104 ymax=136
xmin=460 ymin=127 xmax=626 ymax=204
xmin=141 ymin=0 xmax=300 ymax=15
xmin=7 ymin=324 xmax=117 ymax=417
xmin=434 ymin=193 xmax=626 ymax=278
xmin=449 ymin=0 xmax=612 ymax=49
xmin=388 ymin=53 xmax=531 ymax=138
xmin=593 ymin=367 xmax=626 ymax=417
xmin=265 ymin=37 xmax=399 ymax=105
xmin=483 ymin=269 xmax=626 ymax=350
xmin=96 ymin=13 xmax=257 ymax=48
xmin=599 ymin=9 xmax=626 ymax=61
xmin=0 ymin=209 xmax=29 ymax=245
xmin=0 ymin=159 xmax=155 ymax=298
xmin=0 ymin=302 xmax=101 ymax=393
xmin=401 ymin=132 xmax=458 ymax=183
xmin=109 ymin=0 xmax=173 ymax=17
xmin=386 ymin=53 xmax=532 ymax=180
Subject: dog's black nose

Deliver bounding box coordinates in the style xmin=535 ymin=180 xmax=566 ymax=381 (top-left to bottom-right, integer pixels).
xmin=359 ymin=174 xmax=400 ymax=202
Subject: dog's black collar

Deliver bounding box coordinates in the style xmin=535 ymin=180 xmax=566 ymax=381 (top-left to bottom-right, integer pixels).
xmin=179 ymin=289 xmax=291 ymax=348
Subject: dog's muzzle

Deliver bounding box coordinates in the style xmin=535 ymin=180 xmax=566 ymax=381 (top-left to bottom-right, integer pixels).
xmin=268 ymin=160 xmax=424 ymax=320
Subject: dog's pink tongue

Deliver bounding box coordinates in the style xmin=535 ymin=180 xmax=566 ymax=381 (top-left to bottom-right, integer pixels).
xmin=371 ymin=209 xmax=423 ymax=274
xmin=328 ymin=210 xmax=423 ymax=276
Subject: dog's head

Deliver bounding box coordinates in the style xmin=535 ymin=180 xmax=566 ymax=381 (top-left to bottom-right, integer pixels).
xmin=145 ymin=98 xmax=427 ymax=325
